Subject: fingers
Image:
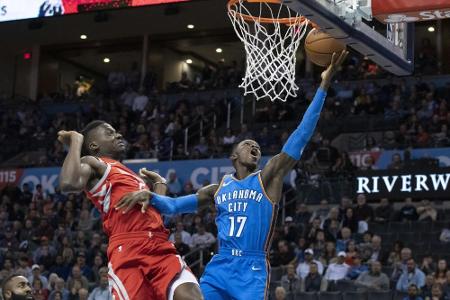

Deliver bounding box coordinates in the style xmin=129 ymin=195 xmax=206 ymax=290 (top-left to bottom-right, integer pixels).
xmin=336 ymin=50 xmax=349 ymax=66
xmin=114 ymin=194 xmax=131 ymax=210
xmin=330 ymin=52 xmax=338 ymax=66
xmin=141 ymin=202 xmax=149 ymax=213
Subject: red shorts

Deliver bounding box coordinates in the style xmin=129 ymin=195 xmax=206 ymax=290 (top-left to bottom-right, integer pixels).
xmin=107 ymin=231 xmax=184 ymax=300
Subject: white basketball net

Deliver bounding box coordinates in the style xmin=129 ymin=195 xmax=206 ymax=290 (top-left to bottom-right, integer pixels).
xmin=228 ymin=0 xmax=308 ymax=102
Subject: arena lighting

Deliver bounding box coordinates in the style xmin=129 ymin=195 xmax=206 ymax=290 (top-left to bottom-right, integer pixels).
xmin=428 ymin=26 xmax=435 ymax=32
xmin=80 ymin=34 xmax=88 ymax=40
xmin=23 ymin=52 xmax=32 ymax=60
xmin=186 ymin=59 xmax=193 ymax=64
xmin=187 ymin=24 xmax=195 ymax=29
xmin=103 ymin=57 xmax=111 ymax=63
xmin=216 ymin=48 xmax=223 ymax=53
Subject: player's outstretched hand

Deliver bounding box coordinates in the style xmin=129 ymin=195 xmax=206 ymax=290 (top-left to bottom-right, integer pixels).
xmin=321 ymin=50 xmax=349 ymax=84
xmin=139 ymin=168 xmax=165 ymax=185
xmin=57 ymin=130 xmax=84 ymax=146
xmin=115 ymin=190 xmax=152 ymax=214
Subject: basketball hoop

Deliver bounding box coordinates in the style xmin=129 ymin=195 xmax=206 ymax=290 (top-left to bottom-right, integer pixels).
xmin=228 ymin=0 xmax=309 ymax=102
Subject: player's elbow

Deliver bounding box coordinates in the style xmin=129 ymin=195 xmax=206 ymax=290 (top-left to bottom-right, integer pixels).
xmin=59 ymin=180 xmax=82 ymax=193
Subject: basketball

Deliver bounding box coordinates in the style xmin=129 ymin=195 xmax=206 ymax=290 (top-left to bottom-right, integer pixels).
xmin=304 ymin=28 xmax=347 ymax=67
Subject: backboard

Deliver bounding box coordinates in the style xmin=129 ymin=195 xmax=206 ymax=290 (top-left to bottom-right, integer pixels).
xmin=284 ymin=0 xmax=415 ymax=76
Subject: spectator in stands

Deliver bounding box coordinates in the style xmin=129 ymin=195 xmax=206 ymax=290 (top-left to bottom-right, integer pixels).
xmin=294 ymin=203 xmax=312 ymax=230
xmin=323 ymin=252 xmax=350 ymax=290
xmin=338 ymin=197 xmax=352 ymax=221
xmin=356 ymin=261 xmax=390 ymax=291
xmin=87 ymin=274 xmax=111 ymax=300
xmin=49 ymin=277 xmax=69 ymax=300
xmin=422 ymin=275 xmax=435 ymax=299
xmin=364 ymin=235 xmax=387 ymax=264
xmin=347 ymin=255 xmax=368 ymax=280
xmin=305 ymin=217 xmax=322 ymax=243
xmin=303 ymin=262 xmax=322 ymax=292
xmin=75 ymin=252 xmax=93 ymax=282
xmin=374 ymin=198 xmax=393 ymax=223
xmin=392 ymin=248 xmax=413 ymax=281
xmin=388 ymin=153 xmax=404 ymax=170
xmin=336 ymin=227 xmax=352 ymax=252
xmin=421 ymin=255 xmax=436 ymax=275
xmin=396 ymin=258 xmax=426 ymax=293
xmin=274 ymin=286 xmax=287 ymax=300
xmin=342 ymin=208 xmax=358 ymax=234
xmin=404 ymin=284 xmax=424 ymax=300
xmin=32 ymin=278 xmax=49 ymax=300
xmin=388 ymin=241 xmax=405 ymax=267
xmin=169 ymin=222 xmax=192 ymax=247
xmin=167 ymin=171 xmax=183 ymax=196
xmin=132 ymin=88 xmax=149 ymax=112
xmin=425 ymin=283 xmax=448 ymax=300
xmin=222 ymin=128 xmax=236 ymax=150
xmin=191 ymin=224 xmax=216 ymax=249
xmin=280 ymin=264 xmax=301 ymax=295
xmin=272 ymin=240 xmax=296 ymax=267
xmin=440 ymin=223 xmax=450 ymax=243
xmin=321 ymin=241 xmax=337 ymax=267
xmin=193 ymin=137 xmax=209 ymax=158
xmin=354 ymin=193 xmax=374 ymax=226
xmin=296 ymin=249 xmax=324 ymax=279
xmin=345 ymin=240 xmax=358 ymax=265
xmin=323 ymin=207 xmax=340 ymax=233
xmin=28 ymin=264 xmax=49 ymax=289
xmin=282 ymin=216 xmax=300 ymax=244
xmin=417 ymin=200 xmax=438 ymax=222
xmin=67 ymin=265 xmax=89 ymax=295
xmin=434 ymin=260 xmax=448 ymax=286
xmin=310 ymin=199 xmax=330 ymax=224
xmin=399 ymin=198 xmax=419 ymax=222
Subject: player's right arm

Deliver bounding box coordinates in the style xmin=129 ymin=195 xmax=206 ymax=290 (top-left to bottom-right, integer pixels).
xmin=57 ymin=130 xmax=105 ymax=192
xmin=115 ymin=184 xmax=218 ymax=215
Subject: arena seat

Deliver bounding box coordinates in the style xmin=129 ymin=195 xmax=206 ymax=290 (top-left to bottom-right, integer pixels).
xmin=319 ymin=291 xmax=342 ymax=300
xmin=367 ymin=291 xmax=392 ymax=300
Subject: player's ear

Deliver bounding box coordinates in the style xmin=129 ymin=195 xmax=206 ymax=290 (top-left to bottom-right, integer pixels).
xmin=89 ymin=141 xmax=99 ymax=153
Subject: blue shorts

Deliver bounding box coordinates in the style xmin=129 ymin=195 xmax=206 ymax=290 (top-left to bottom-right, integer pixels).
xmin=199 ymin=248 xmax=269 ymax=300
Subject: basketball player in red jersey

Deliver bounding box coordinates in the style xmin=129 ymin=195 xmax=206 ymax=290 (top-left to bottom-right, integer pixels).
xmin=57 ymin=120 xmax=203 ymax=300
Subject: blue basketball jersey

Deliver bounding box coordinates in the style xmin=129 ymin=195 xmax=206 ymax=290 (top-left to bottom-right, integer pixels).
xmin=214 ymin=170 xmax=277 ymax=254
xmin=200 ymin=171 xmax=278 ymax=300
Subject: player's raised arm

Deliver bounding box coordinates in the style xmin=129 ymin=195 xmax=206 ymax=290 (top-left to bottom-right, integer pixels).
xmin=260 ymin=50 xmax=348 ymax=200
xmin=58 ymin=130 xmax=100 ymax=193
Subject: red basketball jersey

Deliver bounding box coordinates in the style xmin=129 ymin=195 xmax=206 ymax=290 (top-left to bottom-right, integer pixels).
xmin=85 ymin=157 xmax=167 ymax=237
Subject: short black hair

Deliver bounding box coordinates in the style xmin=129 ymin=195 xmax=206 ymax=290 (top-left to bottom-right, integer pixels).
xmin=80 ymin=120 xmax=106 ymax=156
xmin=2 ymin=274 xmax=23 ymax=299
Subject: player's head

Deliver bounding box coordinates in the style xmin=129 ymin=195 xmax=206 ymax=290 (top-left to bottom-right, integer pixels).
xmin=2 ymin=274 xmax=33 ymax=300
xmin=230 ymin=139 xmax=261 ymax=172
xmin=80 ymin=120 xmax=126 ymax=159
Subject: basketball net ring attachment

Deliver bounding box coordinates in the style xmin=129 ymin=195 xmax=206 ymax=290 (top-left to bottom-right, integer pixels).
xmin=228 ymin=0 xmax=309 ymax=102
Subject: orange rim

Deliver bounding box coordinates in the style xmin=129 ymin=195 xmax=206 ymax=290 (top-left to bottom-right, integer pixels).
xmin=227 ymin=0 xmax=308 ymax=26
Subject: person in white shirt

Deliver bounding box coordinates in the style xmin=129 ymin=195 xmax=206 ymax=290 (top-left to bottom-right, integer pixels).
xmin=169 ymin=222 xmax=193 ymax=247
xmin=120 ymin=87 xmax=138 ymax=108
xmin=191 ymin=225 xmax=216 ymax=249
xmin=88 ymin=275 xmax=112 ymax=300
xmin=132 ymin=88 xmax=149 ymax=112
xmin=296 ymin=248 xmax=324 ymax=279
xmin=323 ymin=251 xmax=350 ymax=283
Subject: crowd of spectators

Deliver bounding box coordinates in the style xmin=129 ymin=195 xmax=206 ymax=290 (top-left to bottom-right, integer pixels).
xmin=1 ymin=179 xmax=450 ymax=299
xmin=267 ymin=194 xmax=450 ymax=300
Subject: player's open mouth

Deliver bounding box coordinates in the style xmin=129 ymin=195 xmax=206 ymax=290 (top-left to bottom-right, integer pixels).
xmin=250 ymin=148 xmax=259 ymax=158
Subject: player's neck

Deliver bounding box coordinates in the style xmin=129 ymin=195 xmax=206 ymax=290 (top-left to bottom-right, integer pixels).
xmin=97 ymin=151 xmax=120 ymax=161
xmin=234 ymin=165 xmax=255 ymax=180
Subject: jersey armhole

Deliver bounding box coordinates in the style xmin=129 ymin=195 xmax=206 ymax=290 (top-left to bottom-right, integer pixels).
xmin=257 ymin=172 xmax=276 ymax=204
xmin=213 ymin=175 xmax=227 ymax=199
xmin=88 ymin=163 xmax=112 ymax=194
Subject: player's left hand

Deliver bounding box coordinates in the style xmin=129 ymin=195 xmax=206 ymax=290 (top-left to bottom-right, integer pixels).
xmin=115 ymin=190 xmax=151 ymax=214
xmin=139 ymin=168 xmax=165 ymax=185
xmin=321 ymin=50 xmax=349 ymax=83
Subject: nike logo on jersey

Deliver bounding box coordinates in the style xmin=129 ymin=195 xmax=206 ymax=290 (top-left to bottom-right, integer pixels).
xmin=222 ymin=180 xmax=233 ymax=187
xmin=251 ymin=266 xmax=262 ymax=271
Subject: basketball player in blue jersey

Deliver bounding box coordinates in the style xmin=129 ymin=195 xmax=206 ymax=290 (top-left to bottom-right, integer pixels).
xmin=116 ymin=50 xmax=348 ymax=299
